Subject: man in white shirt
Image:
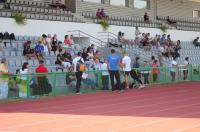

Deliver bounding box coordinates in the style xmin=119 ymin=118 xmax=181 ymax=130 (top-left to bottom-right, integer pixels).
xmin=72 ymin=52 xmax=84 ymax=94
xmin=121 ymin=51 xmax=131 ymax=89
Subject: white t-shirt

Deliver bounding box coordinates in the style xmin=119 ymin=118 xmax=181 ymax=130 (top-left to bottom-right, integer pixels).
xmin=43 ymin=44 xmax=48 ymax=53
xmin=170 ymin=60 xmax=177 ymax=72
xmin=101 ymin=63 xmax=109 ymax=76
xmin=184 ymin=60 xmax=189 ymax=65
xmin=122 ymin=55 xmax=131 ymax=72
xmin=19 ymin=69 xmax=29 ymax=80
xmin=182 ymin=60 xmax=189 ymax=70
xmin=72 ymin=57 xmax=84 ymax=72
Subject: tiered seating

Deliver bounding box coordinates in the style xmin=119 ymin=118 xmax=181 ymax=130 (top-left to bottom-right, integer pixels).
xmin=157 ymin=16 xmax=200 ymax=31
xmin=0 ymin=0 xmax=82 ymax=23
xmin=176 ymin=42 xmax=200 ymax=65
xmin=82 ymin=12 xmax=162 ymax=28
xmin=0 ymin=35 xmax=59 ymax=72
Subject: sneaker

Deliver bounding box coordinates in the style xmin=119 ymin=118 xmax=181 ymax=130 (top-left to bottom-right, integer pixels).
xmin=139 ymin=85 xmax=145 ymax=89
xmin=119 ymin=89 xmax=125 ymax=93
xmin=76 ymin=92 xmax=82 ymax=95
xmin=125 ymin=87 xmax=130 ymax=90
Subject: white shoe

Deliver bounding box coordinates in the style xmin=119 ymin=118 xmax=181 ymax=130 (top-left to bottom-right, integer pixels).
xmin=139 ymin=85 xmax=145 ymax=89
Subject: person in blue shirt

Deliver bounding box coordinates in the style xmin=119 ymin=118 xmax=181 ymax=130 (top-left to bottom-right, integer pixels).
xmin=35 ymin=41 xmax=44 ymax=53
xmin=160 ymin=34 xmax=166 ymax=42
xmin=35 ymin=41 xmax=44 ymax=60
xmin=107 ymin=49 xmax=121 ymax=91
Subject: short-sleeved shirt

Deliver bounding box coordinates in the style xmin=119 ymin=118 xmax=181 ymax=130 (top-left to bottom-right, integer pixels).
xmin=107 ymin=54 xmax=120 ymax=71
xmin=35 ymin=44 xmax=44 ymax=53
xmin=170 ymin=60 xmax=177 ymax=72
xmin=0 ymin=64 xmax=9 ymax=82
xmin=20 ymin=69 xmax=29 ymax=80
xmin=72 ymin=57 xmax=84 ymax=72
xmin=35 ymin=64 xmax=48 ymax=73
xmin=122 ymin=56 xmax=131 ymax=72
xmin=101 ymin=63 xmax=109 ymax=76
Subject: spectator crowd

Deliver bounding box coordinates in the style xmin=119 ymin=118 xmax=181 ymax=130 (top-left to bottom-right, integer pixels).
xmin=0 ymin=28 xmax=195 ymax=100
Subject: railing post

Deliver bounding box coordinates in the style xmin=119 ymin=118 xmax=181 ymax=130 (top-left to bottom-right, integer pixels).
xmin=78 ymin=31 xmax=80 ymax=39
xmin=189 ymin=65 xmax=193 ymax=81
xmin=165 ymin=66 xmax=168 ymax=83
xmin=199 ymin=65 xmax=200 ymax=80
xmin=52 ymin=73 xmax=57 ymax=96
xmin=26 ymin=74 xmax=30 ymax=98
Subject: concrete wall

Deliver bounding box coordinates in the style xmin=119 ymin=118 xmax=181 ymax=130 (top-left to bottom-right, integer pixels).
xmin=0 ymin=17 xmax=199 ymax=42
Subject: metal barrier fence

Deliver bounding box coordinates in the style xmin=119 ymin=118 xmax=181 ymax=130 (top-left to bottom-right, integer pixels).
xmin=0 ymin=65 xmax=200 ymax=101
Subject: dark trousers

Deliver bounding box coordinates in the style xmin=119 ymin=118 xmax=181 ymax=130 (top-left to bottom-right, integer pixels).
xmin=75 ymin=71 xmax=83 ymax=93
xmin=101 ymin=75 xmax=109 ymax=90
xmin=153 ymin=74 xmax=158 ymax=82
xmin=183 ymin=70 xmax=188 ymax=80
xmin=170 ymin=71 xmax=176 ymax=82
xmin=143 ymin=73 xmax=149 ymax=84
xmin=130 ymin=70 xmax=143 ymax=85
xmin=109 ymin=70 xmax=121 ymax=91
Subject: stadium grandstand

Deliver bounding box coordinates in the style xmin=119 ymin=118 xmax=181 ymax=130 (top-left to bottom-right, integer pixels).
xmin=0 ymin=0 xmax=200 ymax=131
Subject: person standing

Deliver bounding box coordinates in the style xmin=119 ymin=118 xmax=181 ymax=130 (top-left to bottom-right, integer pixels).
xmin=19 ymin=62 xmax=32 ymax=98
xmin=93 ymin=58 xmax=101 ymax=88
xmin=107 ymin=49 xmax=121 ymax=91
xmin=170 ymin=57 xmax=178 ymax=82
xmin=135 ymin=26 xmax=141 ymax=45
xmin=183 ymin=57 xmax=189 ymax=80
xmin=0 ymin=58 xmax=10 ymax=99
xmin=35 ymin=60 xmax=51 ymax=95
xmin=72 ymin=52 xmax=85 ymax=94
xmin=101 ymin=59 xmax=109 ymax=90
xmin=121 ymin=51 xmax=131 ymax=89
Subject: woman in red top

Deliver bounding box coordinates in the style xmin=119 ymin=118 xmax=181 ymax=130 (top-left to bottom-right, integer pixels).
xmin=64 ymin=35 xmax=71 ymax=47
xmin=96 ymin=8 xmax=101 ymax=19
xmin=34 ymin=60 xmax=51 ymax=95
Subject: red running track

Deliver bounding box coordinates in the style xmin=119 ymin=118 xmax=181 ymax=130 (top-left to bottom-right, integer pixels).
xmin=0 ymin=82 xmax=200 ymax=132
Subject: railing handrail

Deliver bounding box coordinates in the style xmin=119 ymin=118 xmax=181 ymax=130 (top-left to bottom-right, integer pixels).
xmin=67 ymin=30 xmax=107 ymax=47
xmin=1 ymin=65 xmax=198 ymax=77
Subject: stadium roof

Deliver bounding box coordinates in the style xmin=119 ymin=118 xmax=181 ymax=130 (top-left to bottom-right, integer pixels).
xmin=188 ymin=0 xmax=200 ymax=2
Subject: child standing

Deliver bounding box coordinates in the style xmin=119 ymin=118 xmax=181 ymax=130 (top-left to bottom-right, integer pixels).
xmin=151 ymin=60 xmax=159 ymax=83
xmin=101 ymin=60 xmax=109 ymax=90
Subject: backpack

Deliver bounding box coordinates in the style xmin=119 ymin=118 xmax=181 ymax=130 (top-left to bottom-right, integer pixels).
xmin=0 ymin=32 xmax=3 ymax=40
xmin=76 ymin=59 xmax=85 ymax=72
xmin=10 ymin=33 xmax=15 ymax=40
xmin=3 ymin=32 xmax=10 ymax=40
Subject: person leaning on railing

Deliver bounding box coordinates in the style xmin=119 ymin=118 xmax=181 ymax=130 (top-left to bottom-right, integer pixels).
xmin=0 ymin=58 xmax=12 ymax=99
xmin=34 ymin=60 xmax=52 ymax=96
xmin=18 ymin=62 xmax=32 ymax=98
